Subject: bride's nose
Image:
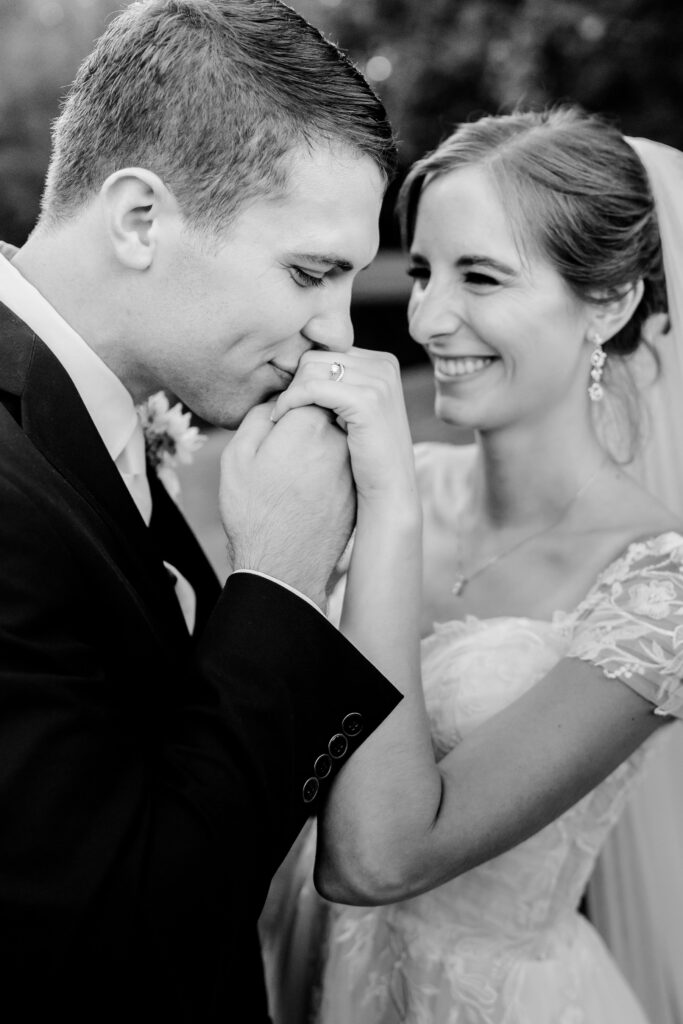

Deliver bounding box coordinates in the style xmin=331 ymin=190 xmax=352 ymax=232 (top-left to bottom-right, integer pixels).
xmin=408 ymin=281 xmax=464 ymax=348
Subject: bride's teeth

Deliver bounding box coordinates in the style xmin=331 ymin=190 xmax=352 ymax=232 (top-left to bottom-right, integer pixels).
xmin=436 ymin=357 xmax=491 ymax=377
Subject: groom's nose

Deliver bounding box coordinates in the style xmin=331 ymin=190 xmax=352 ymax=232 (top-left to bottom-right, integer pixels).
xmin=302 ymin=298 xmax=354 ymax=352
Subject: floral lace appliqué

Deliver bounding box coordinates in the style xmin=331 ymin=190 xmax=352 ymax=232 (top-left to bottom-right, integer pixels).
xmin=569 ymin=532 xmax=683 ymax=717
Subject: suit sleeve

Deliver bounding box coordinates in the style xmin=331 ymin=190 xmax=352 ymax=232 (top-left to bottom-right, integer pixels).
xmin=0 ymin=461 xmax=401 ymax=1016
xmin=197 ymin=572 xmax=403 ymax=855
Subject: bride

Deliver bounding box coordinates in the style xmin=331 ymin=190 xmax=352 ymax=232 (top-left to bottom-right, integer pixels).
xmin=262 ymin=106 xmax=683 ymax=1023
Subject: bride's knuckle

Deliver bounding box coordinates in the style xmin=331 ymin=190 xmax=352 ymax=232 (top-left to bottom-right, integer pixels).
xmin=361 ymin=386 xmax=381 ymax=411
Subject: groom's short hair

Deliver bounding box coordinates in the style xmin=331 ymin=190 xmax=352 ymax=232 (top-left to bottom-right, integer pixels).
xmin=41 ymin=0 xmax=397 ymax=233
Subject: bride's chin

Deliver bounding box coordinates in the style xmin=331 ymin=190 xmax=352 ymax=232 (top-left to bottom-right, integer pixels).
xmin=434 ymin=395 xmax=484 ymax=430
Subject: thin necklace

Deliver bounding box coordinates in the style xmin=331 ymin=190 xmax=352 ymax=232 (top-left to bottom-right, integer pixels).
xmin=451 ymin=460 xmax=608 ymax=597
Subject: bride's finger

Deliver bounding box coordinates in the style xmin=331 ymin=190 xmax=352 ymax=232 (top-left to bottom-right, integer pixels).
xmin=271 ymin=350 xmax=402 ymax=423
xmin=298 ymin=348 xmax=400 ymax=383
xmin=270 ymin=376 xmax=368 ymax=424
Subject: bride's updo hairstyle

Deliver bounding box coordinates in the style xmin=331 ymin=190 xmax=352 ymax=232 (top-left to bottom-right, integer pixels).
xmin=397 ymin=106 xmax=667 ymax=364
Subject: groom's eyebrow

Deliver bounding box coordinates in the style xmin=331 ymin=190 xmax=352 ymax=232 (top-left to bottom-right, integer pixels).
xmin=289 ymin=252 xmax=357 ymax=272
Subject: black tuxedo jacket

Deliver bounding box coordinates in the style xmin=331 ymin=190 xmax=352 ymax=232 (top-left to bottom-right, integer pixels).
xmin=0 ymin=299 xmax=401 ymax=1022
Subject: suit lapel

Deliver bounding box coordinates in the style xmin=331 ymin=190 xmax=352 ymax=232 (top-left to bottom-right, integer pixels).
xmin=0 ymin=302 xmax=195 ymax=651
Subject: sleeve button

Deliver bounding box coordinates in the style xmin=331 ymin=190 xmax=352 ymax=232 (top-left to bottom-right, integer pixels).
xmin=328 ymin=733 xmax=349 ymax=759
xmin=302 ymin=777 xmax=319 ymax=803
xmin=314 ymin=753 xmax=332 ymax=779
xmin=342 ymin=712 xmax=364 ymax=737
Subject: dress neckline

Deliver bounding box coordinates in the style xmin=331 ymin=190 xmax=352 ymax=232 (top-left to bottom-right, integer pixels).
xmin=431 ymin=530 xmax=683 ymax=633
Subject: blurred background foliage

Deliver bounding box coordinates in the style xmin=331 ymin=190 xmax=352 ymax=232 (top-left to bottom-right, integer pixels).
xmin=1 ymin=0 xmax=682 ymax=247
xmin=292 ymin=0 xmax=683 ymax=247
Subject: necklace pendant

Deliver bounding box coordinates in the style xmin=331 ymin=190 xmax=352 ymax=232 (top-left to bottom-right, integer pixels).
xmin=451 ymin=573 xmax=467 ymax=596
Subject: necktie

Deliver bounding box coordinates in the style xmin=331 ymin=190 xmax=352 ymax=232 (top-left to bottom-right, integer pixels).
xmin=116 ymin=421 xmax=196 ymax=632
xmin=116 ymin=419 xmax=153 ymax=525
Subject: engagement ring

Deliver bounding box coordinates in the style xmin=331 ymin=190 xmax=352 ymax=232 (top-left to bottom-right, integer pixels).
xmin=329 ymin=361 xmax=345 ymax=382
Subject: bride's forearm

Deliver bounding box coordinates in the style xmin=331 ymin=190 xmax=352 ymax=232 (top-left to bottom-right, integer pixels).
xmin=339 ymin=498 xmax=423 ymax=681
xmin=318 ymin=498 xmax=443 ymax=902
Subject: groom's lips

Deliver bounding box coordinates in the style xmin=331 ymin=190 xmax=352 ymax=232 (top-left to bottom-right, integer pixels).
xmin=270 ymin=362 xmax=296 ymax=387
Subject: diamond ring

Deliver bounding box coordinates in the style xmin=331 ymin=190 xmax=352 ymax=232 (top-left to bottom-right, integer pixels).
xmin=328 ymin=361 xmax=345 ymax=383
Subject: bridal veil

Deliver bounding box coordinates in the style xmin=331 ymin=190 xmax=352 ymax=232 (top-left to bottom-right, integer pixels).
xmin=587 ymin=136 xmax=683 ymax=1024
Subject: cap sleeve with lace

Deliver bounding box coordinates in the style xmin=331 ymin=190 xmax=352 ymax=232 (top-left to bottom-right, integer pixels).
xmin=567 ymin=532 xmax=683 ymax=718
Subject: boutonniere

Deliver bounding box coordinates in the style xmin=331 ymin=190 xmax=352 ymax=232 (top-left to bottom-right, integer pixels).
xmin=137 ymin=390 xmax=207 ymax=503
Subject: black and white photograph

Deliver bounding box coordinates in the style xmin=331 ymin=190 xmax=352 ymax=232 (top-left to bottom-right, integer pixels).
xmin=1 ymin=1 xmax=682 ymax=1021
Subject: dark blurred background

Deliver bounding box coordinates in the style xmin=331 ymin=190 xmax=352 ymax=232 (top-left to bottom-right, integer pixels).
xmin=2 ymin=0 xmax=681 ymax=566
xmin=2 ymin=0 xmax=682 ymax=369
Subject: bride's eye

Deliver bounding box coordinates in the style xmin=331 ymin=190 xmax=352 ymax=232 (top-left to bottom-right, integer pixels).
xmin=291 ymin=266 xmax=325 ymax=288
xmin=465 ymin=271 xmax=498 ymax=287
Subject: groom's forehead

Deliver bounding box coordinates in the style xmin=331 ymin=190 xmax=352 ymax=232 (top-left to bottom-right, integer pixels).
xmin=239 ymin=155 xmax=382 ymax=256
xmin=266 ymin=137 xmax=382 ymax=195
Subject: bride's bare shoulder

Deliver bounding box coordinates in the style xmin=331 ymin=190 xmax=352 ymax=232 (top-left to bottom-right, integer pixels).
xmin=576 ymin=470 xmax=683 ymax=581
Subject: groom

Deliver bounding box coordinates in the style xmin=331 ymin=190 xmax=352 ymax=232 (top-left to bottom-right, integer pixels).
xmin=0 ymin=1 xmax=401 ymax=1020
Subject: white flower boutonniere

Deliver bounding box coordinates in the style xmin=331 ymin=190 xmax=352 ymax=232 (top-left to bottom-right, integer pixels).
xmin=137 ymin=391 xmax=207 ymax=503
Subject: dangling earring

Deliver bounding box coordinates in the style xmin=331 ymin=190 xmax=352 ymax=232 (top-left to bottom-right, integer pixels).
xmin=588 ymin=330 xmax=606 ymax=402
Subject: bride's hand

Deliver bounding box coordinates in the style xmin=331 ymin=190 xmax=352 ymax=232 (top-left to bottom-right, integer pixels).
xmin=270 ymin=347 xmax=419 ymax=515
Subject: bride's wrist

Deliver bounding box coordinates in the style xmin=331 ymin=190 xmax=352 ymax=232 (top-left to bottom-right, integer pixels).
xmin=355 ymin=496 xmax=422 ymax=534
xmin=353 ymin=505 xmax=423 ymax=563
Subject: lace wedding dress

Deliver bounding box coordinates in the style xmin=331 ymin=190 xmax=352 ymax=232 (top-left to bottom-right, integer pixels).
xmin=262 ymin=442 xmax=683 ymax=1024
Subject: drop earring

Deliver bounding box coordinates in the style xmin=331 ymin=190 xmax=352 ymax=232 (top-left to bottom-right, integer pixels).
xmin=588 ymin=331 xmax=606 ymax=402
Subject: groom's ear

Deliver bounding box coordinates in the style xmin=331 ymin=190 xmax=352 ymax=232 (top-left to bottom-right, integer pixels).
xmin=99 ymin=168 xmax=175 ymax=271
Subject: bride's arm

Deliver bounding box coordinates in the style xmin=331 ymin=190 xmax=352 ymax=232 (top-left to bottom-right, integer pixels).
xmin=270 ymin=351 xmax=672 ymax=906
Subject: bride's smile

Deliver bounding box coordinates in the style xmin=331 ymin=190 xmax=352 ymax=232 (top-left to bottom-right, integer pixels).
xmin=431 ymin=354 xmax=499 ymax=380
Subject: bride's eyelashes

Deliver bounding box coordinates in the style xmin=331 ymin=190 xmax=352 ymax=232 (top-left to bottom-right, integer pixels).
xmin=290 ymin=266 xmax=326 ymax=288
xmin=407 ymin=265 xmax=500 ymax=288
xmin=463 ymin=271 xmax=499 ymax=287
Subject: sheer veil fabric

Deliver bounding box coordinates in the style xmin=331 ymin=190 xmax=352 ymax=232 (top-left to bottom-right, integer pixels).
xmin=586 ymin=137 xmax=683 ymax=1024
